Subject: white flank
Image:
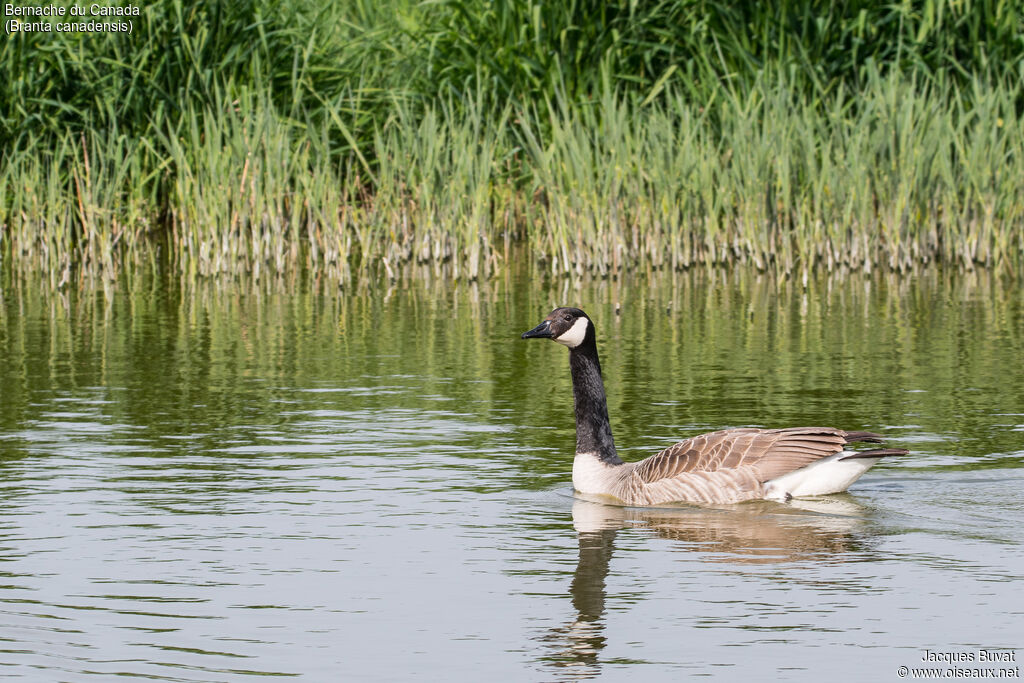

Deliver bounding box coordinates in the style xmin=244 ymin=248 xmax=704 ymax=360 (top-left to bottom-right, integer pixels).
xmin=763 ymin=452 xmax=881 ymax=500
xmin=555 ymin=317 xmax=590 ymax=348
xmin=572 ymin=452 xmax=619 ymax=494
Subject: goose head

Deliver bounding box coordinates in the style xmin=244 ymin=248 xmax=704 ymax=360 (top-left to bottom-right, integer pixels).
xmin=521 ymin=307 xmax=594 ymax=349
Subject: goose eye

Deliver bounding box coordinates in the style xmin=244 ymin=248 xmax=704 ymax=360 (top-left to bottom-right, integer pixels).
xmin=563 ymin=314 xmax=573 ymax=322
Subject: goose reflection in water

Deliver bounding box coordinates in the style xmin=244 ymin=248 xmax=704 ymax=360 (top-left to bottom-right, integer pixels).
xmin=539 ymin=496 xmax=875 ymax=678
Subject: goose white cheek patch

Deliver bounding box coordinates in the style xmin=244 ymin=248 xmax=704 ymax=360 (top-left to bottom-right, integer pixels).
xmin=554 ymin=317 xmax=590 ymax=348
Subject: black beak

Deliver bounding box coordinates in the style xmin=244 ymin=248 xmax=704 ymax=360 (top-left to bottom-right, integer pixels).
xmin=521 ymin=320 xmax=553 ymax=339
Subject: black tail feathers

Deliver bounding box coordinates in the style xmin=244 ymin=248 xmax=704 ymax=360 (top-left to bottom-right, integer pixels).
xmin=840 ymin=448 xmax=909 ymax=460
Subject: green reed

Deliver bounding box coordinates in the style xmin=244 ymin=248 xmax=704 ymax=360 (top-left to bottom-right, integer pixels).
xmin=2 ymin=1 xmax=1023 ymax=286
xmin=515 ymin=71 xmax=1024 ymax=277
xmin=4 ymin=72 xmax=1023 ymax=285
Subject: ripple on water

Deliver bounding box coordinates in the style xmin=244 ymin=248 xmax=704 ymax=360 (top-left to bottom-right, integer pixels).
xmin=3 ymin=274 xmax=1024 ymax=679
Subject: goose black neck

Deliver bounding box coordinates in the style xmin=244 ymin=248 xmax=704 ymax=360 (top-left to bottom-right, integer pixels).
xmin=568 ymin=337 xmax=622 ymax=465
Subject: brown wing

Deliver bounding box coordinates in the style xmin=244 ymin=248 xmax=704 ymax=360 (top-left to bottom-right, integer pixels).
xmin=633 ymin=427 xmax=868 ymax=485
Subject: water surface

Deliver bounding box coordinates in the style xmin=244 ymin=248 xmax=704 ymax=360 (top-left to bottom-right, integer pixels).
xmin=1 ymin=269 xmax=1022 ymax=680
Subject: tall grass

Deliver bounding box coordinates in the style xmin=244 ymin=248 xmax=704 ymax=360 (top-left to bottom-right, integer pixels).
xmin=418 ymin=0 xmax=1024 ymax=108
xmin=519 ymin=70 xmax=1024 ymax=276
xmin=2 ymin=0 xmax=1023 ymax=286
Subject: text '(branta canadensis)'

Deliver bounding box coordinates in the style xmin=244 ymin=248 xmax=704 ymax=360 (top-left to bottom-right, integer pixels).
xmin=521 ymin=307 xmax=909 ymax=505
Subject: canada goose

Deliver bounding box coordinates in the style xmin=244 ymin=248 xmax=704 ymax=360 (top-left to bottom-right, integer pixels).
xmin=521 ymin=307 xmax=908 ymax=505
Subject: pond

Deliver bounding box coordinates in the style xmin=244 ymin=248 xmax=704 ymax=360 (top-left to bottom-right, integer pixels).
xmin=1 ymin=267 xmax=1022 ymax=680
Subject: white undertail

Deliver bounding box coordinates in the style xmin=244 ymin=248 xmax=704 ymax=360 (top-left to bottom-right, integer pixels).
xmin=763 ymin=452 xmax=882 ymax=501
